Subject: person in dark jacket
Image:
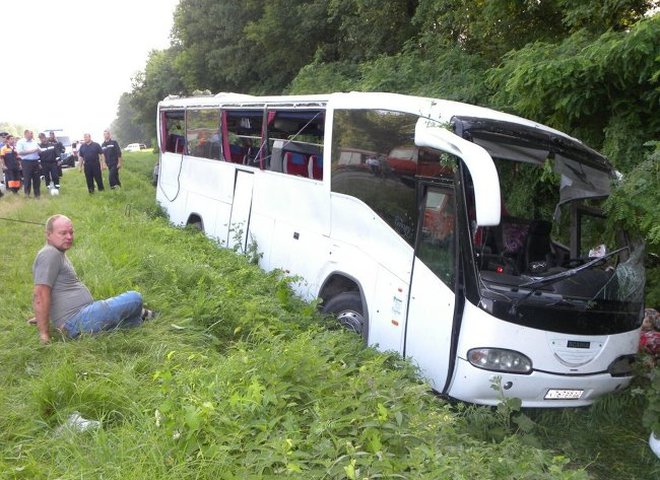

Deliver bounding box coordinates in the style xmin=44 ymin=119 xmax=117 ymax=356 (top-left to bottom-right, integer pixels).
xmin=38 ymin=133 xmax=59 ymax=189
xmin=1 ymin=135 xmax=21 ymax=193
xmin=101 ymin=129 xmax=122 ymax=188
xmin=48 ymin=131 xmax=65 ymax=178
xmin=78 ymin=133 xmax=105 ymax=193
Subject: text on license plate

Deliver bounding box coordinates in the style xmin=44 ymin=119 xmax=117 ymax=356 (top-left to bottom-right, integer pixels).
xmin=544 ymin=389 xmax=584 ymax=400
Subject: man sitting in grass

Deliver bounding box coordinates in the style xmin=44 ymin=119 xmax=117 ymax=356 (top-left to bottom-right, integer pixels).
xmin=29 ymin=214 xmax=153 ymax=344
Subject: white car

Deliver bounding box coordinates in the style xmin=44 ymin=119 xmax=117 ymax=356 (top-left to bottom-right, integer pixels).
xmin=125 ymin=143 xmax=147 ymax=152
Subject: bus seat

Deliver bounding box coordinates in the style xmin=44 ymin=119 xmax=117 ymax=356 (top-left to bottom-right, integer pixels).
xmin=524 ymin=220 xmax=554 ymax=271
xmin=168 ymin=134 xmax=185 ymax=153
xmin=309 ymin=154 xmax=323 ymax=180
xmin=229 ymin=144 xmax=244 ymax=163
xmin=284 ymin=152 xmax=308 ymax=177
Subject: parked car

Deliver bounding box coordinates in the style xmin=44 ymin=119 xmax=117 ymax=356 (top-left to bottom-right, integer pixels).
xmin=125 ymin=143 xmax=147 ymax=152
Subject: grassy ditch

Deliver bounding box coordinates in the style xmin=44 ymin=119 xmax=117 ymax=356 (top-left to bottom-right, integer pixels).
xmin=0 ymin=152 xmax=657 ymax=479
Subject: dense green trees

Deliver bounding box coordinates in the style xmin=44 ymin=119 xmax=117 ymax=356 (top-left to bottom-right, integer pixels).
xmin=129 ymin=48 xmax=186 ymax=141
xmin=110 ymin=93 xmax=150 ymax=147
xmin=114 ymin=0 xmax=659 ymax=301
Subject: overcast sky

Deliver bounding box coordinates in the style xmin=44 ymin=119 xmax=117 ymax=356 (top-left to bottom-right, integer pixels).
xmin=2 ymin=0 xmax=179 ymax=142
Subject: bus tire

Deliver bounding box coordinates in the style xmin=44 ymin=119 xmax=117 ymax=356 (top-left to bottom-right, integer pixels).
xmin=187 ymin=219 xmax=203 ymax=232
xmin=322 ymin=291 xmax=368 ymax=341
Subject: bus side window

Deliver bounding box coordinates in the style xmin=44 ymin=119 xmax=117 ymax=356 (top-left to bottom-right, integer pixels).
xmin=418 ymin=189 xmax=456 ymax=286
xmin=265 ymin=109 xmax=324 ymax=178
xmin=224 ymin=111 xmax=263 ymax=165
xmin=331 ymin=109 xmax=419 ymax=246
xmin=163 ymin=110 xmax=185 ymax=153
xmin=187 ymin=108 xmax=221 ymax=160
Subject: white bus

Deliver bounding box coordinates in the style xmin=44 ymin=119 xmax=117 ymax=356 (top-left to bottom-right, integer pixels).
xmin=156 ymin=92 xmax=644 ymax=407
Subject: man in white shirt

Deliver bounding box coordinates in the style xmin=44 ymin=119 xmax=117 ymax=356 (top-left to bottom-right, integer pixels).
xmin=16 ymin=130 xmax=42 ymax=197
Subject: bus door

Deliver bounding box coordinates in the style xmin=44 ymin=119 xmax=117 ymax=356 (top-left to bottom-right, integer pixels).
xmin=227 ymin=170 xmax=255 ymax=252
xmin=405 ymin=118 xmax=500 ymax=392
xmin=404 ymin=182 xmax=457 ymax=391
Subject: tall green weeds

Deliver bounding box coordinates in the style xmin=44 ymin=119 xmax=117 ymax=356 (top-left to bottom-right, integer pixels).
xmin=0 ymin=153 xmax=654 ymax=478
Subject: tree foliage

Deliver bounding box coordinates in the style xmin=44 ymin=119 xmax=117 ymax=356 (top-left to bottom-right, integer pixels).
xmin=487 ymin=14 xmax=659 ymax=171
xmin=0 ymin=121 xmax=36 ymax=137
xmin=129 ymin=48 xmax=186 ymax=140
xmin=110 ymin=93 xmax=150 ymax=146
xmin=605 ymin=143 xmax=660 ymax=305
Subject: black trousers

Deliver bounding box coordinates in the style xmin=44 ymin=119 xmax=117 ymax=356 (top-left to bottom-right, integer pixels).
xmin=42 ymin=161 xmax=60 ymax=187
xmin=84 ymin=160 xmax=104 ymax=192
xmin=107 ymin=163 xmax=121 ymax=188
xmin=3 ymin=166 xmax=21 ymax=192
xmin=21 ymin=160 xmax=41 ymax=197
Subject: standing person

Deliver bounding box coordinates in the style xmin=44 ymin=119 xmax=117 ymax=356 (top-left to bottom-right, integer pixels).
xmin=101 ymin=129 xmax=122 ymax=189
xmin=78 ymin=133 xmax=105 ymax=193
xmin=1 ymin=135 xmax=21 ymax=193
xmin=48 ymin=131 xmax=65 ymax=179
xmin=31 ymin=214 xmax=154 ymax=344
xmin=38 ymin=133 xmax=59 ymax=189
xmin=16 ymin=129 xmax=42 ymax=198
xmin=72 ymin=141 xmax=79 ymax=165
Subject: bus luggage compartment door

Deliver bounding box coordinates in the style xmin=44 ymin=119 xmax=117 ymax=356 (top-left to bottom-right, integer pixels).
xmin=228 ymin=170 xmax=255 ymax=252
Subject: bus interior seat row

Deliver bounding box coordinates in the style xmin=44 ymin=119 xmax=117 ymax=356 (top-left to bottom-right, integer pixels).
xmin=282 ymin=152 xmax=324 ymax=180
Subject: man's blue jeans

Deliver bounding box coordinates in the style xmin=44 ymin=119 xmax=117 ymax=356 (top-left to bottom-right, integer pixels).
xmin=61 ymin=291 xmax=144 ymax=338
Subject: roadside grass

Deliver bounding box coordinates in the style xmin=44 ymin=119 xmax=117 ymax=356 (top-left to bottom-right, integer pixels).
xmin=0 ymin=153 xmax=656 ymax=478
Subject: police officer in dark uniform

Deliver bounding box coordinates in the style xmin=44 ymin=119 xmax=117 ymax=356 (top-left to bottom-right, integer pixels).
xmin=78 ymin=133 xmax=105 ymax=193
xmin=38 ymin=133 xmax=59 ymax=189
xmin=101 ymin=129 xmax=122 ymax=188
xmin=48 ymin=131 xmax=65 ymax=179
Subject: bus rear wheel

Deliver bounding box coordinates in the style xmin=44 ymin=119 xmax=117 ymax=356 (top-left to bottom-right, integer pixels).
xmin=322 ymin=292 xmax=368 ymax=341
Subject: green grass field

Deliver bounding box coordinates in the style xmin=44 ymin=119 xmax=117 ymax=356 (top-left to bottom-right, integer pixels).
xmin=0 ymin=152 xmax=657 ymax=479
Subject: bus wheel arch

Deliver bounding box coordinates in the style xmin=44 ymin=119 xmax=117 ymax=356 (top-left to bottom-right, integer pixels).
xmin=319 ymin=274 xmax=369 ymax=342
xmin=186 ymin=214 xmax=204 ymax=232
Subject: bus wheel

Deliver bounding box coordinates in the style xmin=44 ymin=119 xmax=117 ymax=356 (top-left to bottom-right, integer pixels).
xmin=322 ymin=292 xmax=367 ymax=340
xmin=187 ymin=220 xmax=203 ymax=232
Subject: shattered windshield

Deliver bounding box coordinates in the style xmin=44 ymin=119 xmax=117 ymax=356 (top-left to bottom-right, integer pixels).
xmin=466 ymin=156 xmax=644 ymax=336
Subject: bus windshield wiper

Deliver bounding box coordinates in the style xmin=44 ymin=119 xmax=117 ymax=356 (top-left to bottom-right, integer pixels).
xmin=506 ymin=246 xmax=628 ymax=316
xmin=520 ymin=246 xmax=629 ymax=290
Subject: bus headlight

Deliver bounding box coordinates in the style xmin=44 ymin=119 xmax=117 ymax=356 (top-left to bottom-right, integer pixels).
xmin=467 ymin=348 xmax=533 ymax=374
xmin=607 ymin=355 xmax=635 ymax=377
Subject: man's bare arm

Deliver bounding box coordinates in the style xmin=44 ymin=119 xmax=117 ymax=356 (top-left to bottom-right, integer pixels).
xmin=33 ymin=284 xmax=52 ymax=344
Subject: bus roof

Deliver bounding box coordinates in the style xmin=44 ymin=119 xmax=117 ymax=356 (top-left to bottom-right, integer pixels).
xmin=158 ymin=91 xmax=611 ymax=174
xmin=159 ymin=91 xmax=576 ymax=141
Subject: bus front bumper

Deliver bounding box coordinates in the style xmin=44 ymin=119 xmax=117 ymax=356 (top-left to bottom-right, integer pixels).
xmin=447 ymin=357 xmax=633 ymax=408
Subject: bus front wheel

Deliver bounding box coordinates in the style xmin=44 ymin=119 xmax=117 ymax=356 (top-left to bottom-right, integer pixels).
xmin=322 ymin=292 xmax=368 ymax=341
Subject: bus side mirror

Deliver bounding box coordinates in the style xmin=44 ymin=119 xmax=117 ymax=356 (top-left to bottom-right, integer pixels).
xmin=415 ymin=120 xmax=501 ymax=227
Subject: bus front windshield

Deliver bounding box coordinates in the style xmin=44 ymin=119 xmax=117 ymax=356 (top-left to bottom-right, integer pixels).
xmin=461 ymin=125 xmax=644 ymax=336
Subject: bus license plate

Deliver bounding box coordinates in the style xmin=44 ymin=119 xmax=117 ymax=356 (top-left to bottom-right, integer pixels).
xmin=545 ymin=389 xmax=583 ymax=400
